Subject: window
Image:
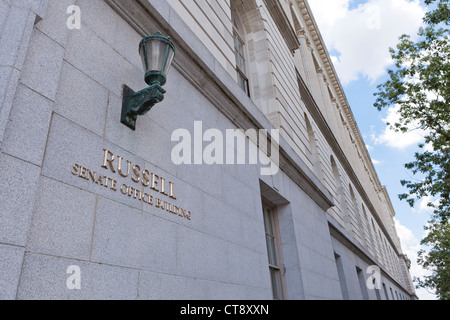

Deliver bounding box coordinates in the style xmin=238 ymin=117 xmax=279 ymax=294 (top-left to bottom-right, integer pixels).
xmin=356 ymin=267 xmax=369 ymax=300
xmin=371 ymin=219 xmax=380 ymax=260
xmin=334 ymin=253 xmax=349 ymax=300
xmin=331 ymin=155 xmax=346 ymax=228
xmin=350 ymin=185 xmax=365 ymax=246
xmin=232 ymin=11 xmax=250 ymax=96
xmin=362 ymin=206 xmax=374 ymax=250
xmin=262 ymin=205 xmax=285 ymax=299
xmin=375 ymin=285 xmax=382 ymax=300
xmin=305 ymin=113 xmax=315 ymax=155
xmin=306 ymin=114 xmax=323 ymax=180
xmin=382 ymin=283 xmax=390 ymax=300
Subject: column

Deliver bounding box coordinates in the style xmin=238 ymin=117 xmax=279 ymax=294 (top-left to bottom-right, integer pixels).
xmin=297 ymin=30 xmax=323 ymax=108
xmin=317 ymin=68 xmax=334 ymax=124
xmin=0 ymin=0 xmax=48 ymax=144
xmin=0 ymin=0 xmax=49 ymax=300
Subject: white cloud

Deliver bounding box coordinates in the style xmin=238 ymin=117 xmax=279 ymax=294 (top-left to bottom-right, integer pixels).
xmin=394 ymin=218 xmax=437 ymax=300
xmin=412 ymin=196 xmax=440 ymax=214
xmin=371 ymin=158 xmax=382 ymax=165
xmin=395 ymin=218 xmax=420 ymax=258
xmin=373 ymin=105 xmax=427 ymax=149
xmin=308 ymin=0 xmax=425 ymax=85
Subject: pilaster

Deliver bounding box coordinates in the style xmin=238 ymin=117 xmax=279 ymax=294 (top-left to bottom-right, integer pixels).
xmin=0 ymin=0 xmax=49 ymax=145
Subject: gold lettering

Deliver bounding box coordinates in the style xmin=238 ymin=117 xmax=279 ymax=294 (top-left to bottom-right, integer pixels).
xmin=160 ymin=177 xmax=168 ymax=196
xmin=72 ymin=150 xmax=193 ymax=221
xmin=127 ymin=186 xmax=135 ymax=197
xmin=102 ymin=149 xmax=116 ymax=173
xmin=96 ymin=175 xmax=104 ymax=186
xmin=169 ymin=182 xmax=176 ymax=200
xmin=72 ymin=164 xmax=80 ymax=176
xmin=151 ymin=173 xmax=159 ymax=192
xmin=142 ymin=169 xmax=150 ymax=187
xmin=133 ymin=189 xmax=142 ymax=200
xmin=111 ymin=179 xmax=117 ymax=191
xmin=88 ymin=169 xmax=96 ymax=183
xmin=104 ymin=176 xmax=110 ymax=188
xmin=117 ymin=156 xmax=131 ymax=178
xmin=131 ymin=165 xmax=141 ymax=183
xmin=120 ymin=184 xmax=128 ymax=194
xmin=79 ymin=167 xmax=89 ymax=180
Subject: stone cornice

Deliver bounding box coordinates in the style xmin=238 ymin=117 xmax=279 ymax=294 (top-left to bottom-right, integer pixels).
xmin=294 ymin=0 xmax=401 ymax=253
xmin=382 ymin=186 xmax=396 ymax=217
xmin=296 ymin=69 xmax=401 ymax=256
xmin=296 ymin=0 xmax=384 ymax=198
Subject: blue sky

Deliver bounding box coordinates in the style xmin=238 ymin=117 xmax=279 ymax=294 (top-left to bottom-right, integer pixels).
xmin=308 ymin=0 xmax=437 ymax=299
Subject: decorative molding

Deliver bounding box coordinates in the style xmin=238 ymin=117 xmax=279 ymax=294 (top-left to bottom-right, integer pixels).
xmin=296 ymin=0 xmax=384 ymax=199
xmin=263 ymin=0 xmax=300 ymax=53
xmin=296 ymin=68 xmax=402 ymax=257
xmin=381 ymin=186 xmax=396 ymax=217
xmin=294 ymin=0 xmax=403 ymax=250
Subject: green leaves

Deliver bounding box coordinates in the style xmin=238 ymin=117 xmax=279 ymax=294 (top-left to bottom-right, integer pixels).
xmin=374 ymin=0 xmax=449 ymax=220
xmin=374 ymin=0 xmax=449 ymax=299
xmin=417 ymin=221 xmax=450 ymax=300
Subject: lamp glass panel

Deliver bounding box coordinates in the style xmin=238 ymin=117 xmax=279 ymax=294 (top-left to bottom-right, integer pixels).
xmin=163 ymin=48 xmax=175 ymax=75
xmin=140 ymin=40 xmax=167 ymax=73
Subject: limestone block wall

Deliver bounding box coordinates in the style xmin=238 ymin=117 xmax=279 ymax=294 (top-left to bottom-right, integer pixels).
xmin=0 ymin=0 xmax=338 ymax=300
xmin=166 ymin=0 xmax=235 ymax=78
xmin=0 ymin=0 xmax=415 ymax=300
xmin=164 ymin=0 xmax=414 ymax=293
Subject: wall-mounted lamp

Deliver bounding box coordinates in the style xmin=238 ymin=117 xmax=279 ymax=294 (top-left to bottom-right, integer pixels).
xmin=121 ymin=31 xmax=176 ymax=130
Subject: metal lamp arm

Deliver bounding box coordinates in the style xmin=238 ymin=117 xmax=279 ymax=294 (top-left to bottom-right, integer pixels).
xmin=121 ymin=84 xmax=166 ymax=130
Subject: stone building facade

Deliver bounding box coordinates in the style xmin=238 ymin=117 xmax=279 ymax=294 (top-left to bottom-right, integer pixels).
xmin=0 ymin=0 xmax=417 ymax=300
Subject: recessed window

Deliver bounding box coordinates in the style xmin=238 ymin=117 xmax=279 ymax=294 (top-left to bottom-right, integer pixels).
xmin=382 ymin=283 xmax=390 ymax=300
xmin=334 ymin=253 xmax=349 ymax=300
xmin=356 ymin=267 xmax=369 ymax=300
xmin=232 ymin=10 xmax=250 ymax=97
xmin=262 ymin=205 xmax=285 ymax=299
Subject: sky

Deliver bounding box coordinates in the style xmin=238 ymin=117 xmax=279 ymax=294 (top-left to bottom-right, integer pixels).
xmin=307 ymin=0 xmax=438 ymax=300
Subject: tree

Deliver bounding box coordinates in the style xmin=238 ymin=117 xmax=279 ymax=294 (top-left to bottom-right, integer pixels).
xmin=373 ymin=0 xmax=449 ymax=299
xmin=416 ymin=219 xmax=450 ymax=300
